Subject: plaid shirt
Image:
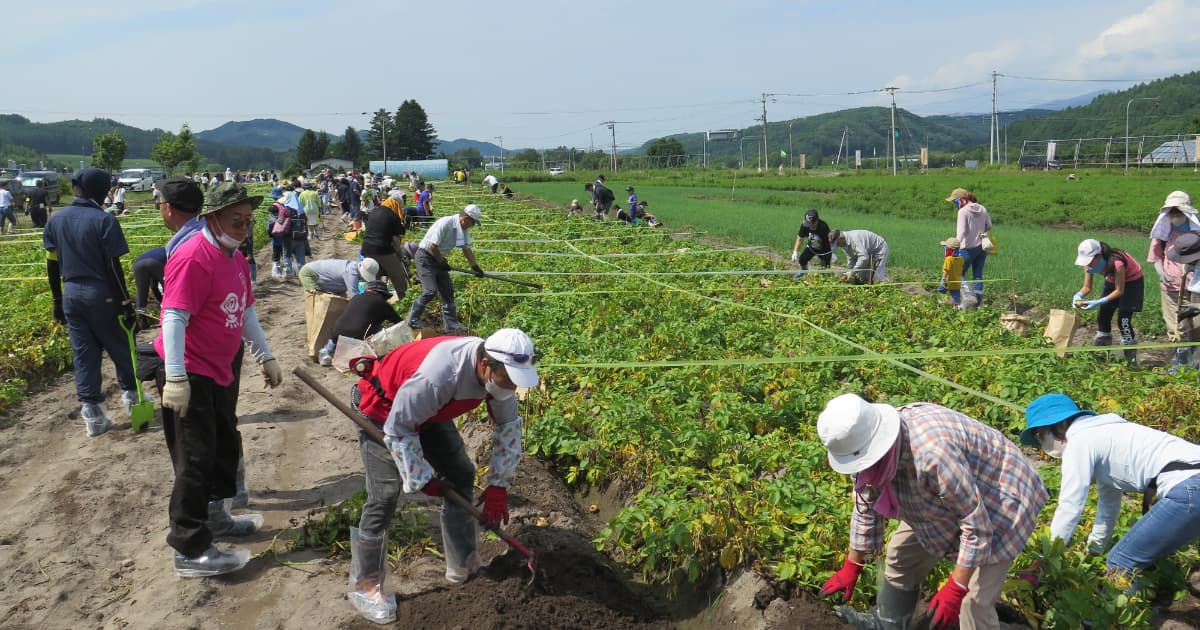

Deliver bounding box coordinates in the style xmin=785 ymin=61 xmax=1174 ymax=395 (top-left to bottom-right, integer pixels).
xmin=849 ymin=403 xmax=1048 ymax=568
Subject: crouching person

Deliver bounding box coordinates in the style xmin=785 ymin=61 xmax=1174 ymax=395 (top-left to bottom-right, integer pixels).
xmin=816 ymin=394 xmax=1047 ymax=630
xmin=1023 ymin=393 xmax=1200 ymax=590
xmin=318 ymin=280 xmax=401 ymax=367
xmin=345 ymin=328 xmax=539 ymax=623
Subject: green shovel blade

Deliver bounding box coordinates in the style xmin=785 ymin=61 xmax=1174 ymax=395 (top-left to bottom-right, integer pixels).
xmin=130 ymin=399 xmax=154 ymax=432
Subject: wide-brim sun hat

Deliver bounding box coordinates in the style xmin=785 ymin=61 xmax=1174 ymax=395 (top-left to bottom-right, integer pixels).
xmin=484 ymin=328 xmax=539 ymax=388
xmin=1074 ymin=238 xmax=1102 ymax=266
xmin=1162 ymin=190 xmax=1196 ymax=214
xmin=1168 ymin=232 xmax=1200 ymax=264
xmin=201 ymin=183 xmax=263 ymax=217
xmin=1021 ymin=393 xmax=1096 ymax=446
xmin=817 ymin=393 xmax=901 ymax=474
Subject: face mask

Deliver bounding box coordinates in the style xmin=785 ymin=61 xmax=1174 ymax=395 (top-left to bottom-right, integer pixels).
xmin=1039 ymin=431 xmax=1065 ymax=459
xmin=1171 ymin=214 xmax=1188 ymax=227
xmin=1086 ymin=258 xmax=1107 ymax=275
xmin=485 ymin=377 xmax=515 ymax=400
xmin=212 ymin=222 xmax=243 ymax=250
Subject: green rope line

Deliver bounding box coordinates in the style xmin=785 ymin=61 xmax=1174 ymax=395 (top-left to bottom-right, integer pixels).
xmin=470 ymin=245 xmax=765 ymax=258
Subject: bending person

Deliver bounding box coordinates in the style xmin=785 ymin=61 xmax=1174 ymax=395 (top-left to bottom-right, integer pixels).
xmin=406 ymin=205 xmax=485 ymax=332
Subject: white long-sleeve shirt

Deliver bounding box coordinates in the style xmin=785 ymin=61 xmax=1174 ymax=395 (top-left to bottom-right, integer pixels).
xmin=1051 ymin=413 xmax=1200 ymax=550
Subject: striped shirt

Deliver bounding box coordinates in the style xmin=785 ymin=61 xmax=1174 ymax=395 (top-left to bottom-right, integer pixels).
xmin=850 ymin=403 xmax=1048 ymax=568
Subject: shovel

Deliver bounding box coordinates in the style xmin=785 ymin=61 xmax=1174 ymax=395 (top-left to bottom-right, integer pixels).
xmin=118 ymin=315 xmax=154 ymax=432
xmin=292 ymin=366 xmax=538 ymax=583
xmin=448 ymin=265 xmax=543 ymax=291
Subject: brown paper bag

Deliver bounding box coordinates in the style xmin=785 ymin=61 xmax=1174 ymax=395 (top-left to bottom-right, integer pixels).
xmin=305 ymin=290 xmax=350 ymax=359
xmin=1043 ymin=309 xmax=1080 ymax=357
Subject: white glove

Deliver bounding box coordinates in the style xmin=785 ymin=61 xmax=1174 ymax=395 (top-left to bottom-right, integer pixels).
xmin=260 ymin=357 xmax=282 ymax=388
xmin=789 ymin=250 xmax=799 ymax=263
xmin=1155 ymin=261 xmax=1168 ymax=286
xmin=162 ymin=376 xmax=191 ymax=417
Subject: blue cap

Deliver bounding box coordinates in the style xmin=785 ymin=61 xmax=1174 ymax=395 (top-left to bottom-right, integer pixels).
xmin=71 ymin=167 xmax=111 ymax=201
xmin=1021 ymin=393 xmax=1096 ymax=446
xmin=269 ymin=187 xmax=284 ymax=199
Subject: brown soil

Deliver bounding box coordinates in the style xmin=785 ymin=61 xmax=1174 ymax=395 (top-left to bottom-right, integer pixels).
xmin=0 ymin=210 xmax=829 ymax=630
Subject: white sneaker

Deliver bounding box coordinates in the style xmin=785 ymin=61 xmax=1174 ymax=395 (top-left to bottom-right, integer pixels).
xmin=82 ymin=403 xmax=112 ymax=437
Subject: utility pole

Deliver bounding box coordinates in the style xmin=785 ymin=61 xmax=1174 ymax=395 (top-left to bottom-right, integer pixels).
xmin=761 ymin=93 xmax=769 ymax=170
xmin=604 ymin=121 xmax=617 ymax=172
xmin=885 ymin=87 xmax=898 ymax=176
xmin=990 ymin=71 xmax=998 ymax=165
xmin=493 ymin=136 xmax=504 ymax=175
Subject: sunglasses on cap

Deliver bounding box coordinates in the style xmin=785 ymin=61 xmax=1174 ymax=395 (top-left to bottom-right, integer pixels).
xmin=486 ymin=348 xmax=538 ymax=365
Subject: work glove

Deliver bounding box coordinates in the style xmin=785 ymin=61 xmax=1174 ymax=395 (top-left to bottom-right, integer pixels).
xmin=470 ymin=263 xmax=485 ymax=278
xmin=928 ymin=579 xmax=969 ymax=629
xmin=477 ymin=485 xmax=509 ymax=528
xmin=1155 ymin=261 xmax=1168 ymax=286
xmin=1180 ymin=303 xmax=1200 ymax=320
xmin=53 ymin=298 xmax=65 ymax=325
xmin=420 ymin=479 xmax=446 ymax=497
xmin=819 ymin=557 xmax=864 ymax=603
xmin=260 ymin=357 xmax=282 ymax=387
xmin=162 ymin=375 xmax=191 ymax=418
xmin=1072 ymin=291 xmax=1086 ymax=304
xmin=789 ymin=250 xmax=799 ymax=263
xmin=1081 ymin=297 xmax=1108 ymax=311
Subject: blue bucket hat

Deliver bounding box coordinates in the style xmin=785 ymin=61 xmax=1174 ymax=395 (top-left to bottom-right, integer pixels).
xmin=268 ymin=187 xmax=284 ymax=200
xmin=1020 ymin=393 xmax=1096 ymax=446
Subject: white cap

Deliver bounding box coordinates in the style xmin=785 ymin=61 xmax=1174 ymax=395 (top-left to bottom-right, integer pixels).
xmin=1074 ymin=239 xmax=1102 ymax=267
xmin=463 ymin=204 xmax=482 ymax=225
xmin=358 ymin=257 xmax=380 ymax=282
xmin=484 ymin=328 xmax=539 ymax=388
xmin=816 ymin=393 xmax=901 ymax=474
xmin=1162 ymin=190 xmax=1196 ymax=214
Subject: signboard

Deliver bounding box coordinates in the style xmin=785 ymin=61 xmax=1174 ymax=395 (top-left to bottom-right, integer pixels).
xmin=1195 ymin=135 xmax=1199 ymax=163
xmin=800 ymin=154 xmax=807 ymax=169
xmin=1046 ymin=142 xmax=1057 ymax=162
xmin=920 ymin=147 xmax=928 ymax=167
xmin=706 ymin=130 xmax=737 ymax=142
xmin=855 ymin=150 xmax=862 ymax=168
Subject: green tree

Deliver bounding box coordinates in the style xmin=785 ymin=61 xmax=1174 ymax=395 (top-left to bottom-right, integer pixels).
xmin=452 ymin=147 xmax=483 ymax=168
xmin=645 ymin=137 xmax=686 ymax=159
xmin=315 ymin=131 xmax=331 ymax=161
xmin=151 ymin=124 xmax=201 ymax=175
xmin=393 ymin=100 xmax=436 ymax=159
xmin=295 ymin=129 xmax=321 ymax=167
xmin=366 ymin=109 xmax=396 ymax=162
xmin=512 ymin=148 xmax=541 ymax=168
xmin=91 ymin=131 xmax=127 ymax=173
xmin=339 ymin=126 xmax=363 ymax=168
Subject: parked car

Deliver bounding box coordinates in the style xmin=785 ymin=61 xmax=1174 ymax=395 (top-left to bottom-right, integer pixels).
xmin=548 ymin=167 xmax=565 ymax=176
xmin=18 ymin=170 xmax=61 ymax=204
xmin=117 ymin=168 xmax=155 ymax=192
xmin=1017 ymin=156 xmax=1063 ymax=171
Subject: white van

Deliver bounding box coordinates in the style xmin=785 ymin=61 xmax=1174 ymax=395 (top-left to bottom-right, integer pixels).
xmin=117 ymin=168 xmax=155 ymax=192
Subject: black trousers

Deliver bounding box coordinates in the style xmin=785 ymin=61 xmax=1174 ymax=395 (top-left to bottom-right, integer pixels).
xmin=133 ymin=255 xmax=164 ymax=310
xmin=799 ymin=245 xmax=833 ymax=269
xmin=161 ymin=344 xmax=245 ymax=558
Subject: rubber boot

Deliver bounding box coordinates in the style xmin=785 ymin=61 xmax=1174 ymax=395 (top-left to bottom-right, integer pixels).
xmin=231 ymin=457 xmax=249 ymax=509
xmin=1122 ymin=340 xmax=1137 ymax=365
xmin=442 ymin=303 xmax=467 ymax=333
xmin=441 ymin=495 xmax=481 ymax=583
xmin=1092 ymin=332 xmax=1113 ymax=347
xmin=835 ymin=581 xmax=919 ymax=630
xmin=347 ymin=527 xmax=396 ymax=624
xmin=406 ymin=302 xmax=425 ymax=329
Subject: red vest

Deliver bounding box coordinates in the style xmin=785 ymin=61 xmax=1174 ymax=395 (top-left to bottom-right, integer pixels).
xmin=356 ymin=336 xmax=484 ymax=426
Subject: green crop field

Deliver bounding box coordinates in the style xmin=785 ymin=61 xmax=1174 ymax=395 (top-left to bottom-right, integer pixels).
xmin=518 ymin=169 xmax=1199 ymax=337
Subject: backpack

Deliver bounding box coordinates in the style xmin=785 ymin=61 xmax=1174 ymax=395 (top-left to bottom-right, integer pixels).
xmin=270 ymin=203 xmax=292 ymax=235
xmin=290 ymin=211 xmax=308 ymax=240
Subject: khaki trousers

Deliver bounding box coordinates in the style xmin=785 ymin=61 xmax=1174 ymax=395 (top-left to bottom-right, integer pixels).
xmin=1160 ymin=286 xmax=1198 ymax=343
xmin=882 ymin=521 xmax=1010 ymax=630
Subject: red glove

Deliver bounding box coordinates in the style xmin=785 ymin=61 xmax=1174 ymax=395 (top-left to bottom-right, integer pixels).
xmin=928 ymin=579 xmax=969 ymax=629
xmin=477 ymin=485 xmax=509 ymax=527
xmin=819 ymin=557 xmax=864 ymax=602
xmin=420 ymin=480 xmax=446 ymax=497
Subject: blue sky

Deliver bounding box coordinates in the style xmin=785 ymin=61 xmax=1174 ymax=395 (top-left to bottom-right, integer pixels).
xmin=6 ymin=0 xmax=1199 ymax=150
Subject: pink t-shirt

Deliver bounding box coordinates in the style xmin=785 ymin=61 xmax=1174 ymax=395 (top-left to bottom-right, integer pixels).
xmin=1105 ymin=251 xmax=1144 ymax=284
xmin=154 ymin=233 xmax=254 ymax=386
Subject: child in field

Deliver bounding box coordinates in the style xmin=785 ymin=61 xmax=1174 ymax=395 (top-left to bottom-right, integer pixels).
xmin=937 ymin=237 xmax=965 ymax=308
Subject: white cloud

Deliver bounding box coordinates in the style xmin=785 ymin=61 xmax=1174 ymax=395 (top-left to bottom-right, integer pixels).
xmin=1069 ymin=0 xmax=1200 ymax=76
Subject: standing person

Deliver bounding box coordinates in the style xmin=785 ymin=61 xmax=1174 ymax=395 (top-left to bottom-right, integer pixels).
xmin=1147 ymin=191 xmax=1200 ymax=364
xmin=1022 ymin=393 xmax=1200 ymax=588
xmin=316 ymin=280 xmax=401 ymax=367
xmin=790 ymin=209 xmax=833 ymax=275
xmin=0 ymin=180 xmax=15 ymax=233
xmin=419 ymin=183 xmax=434 ymax=217
xmin=25 ymin=180 xmax=50 ymax=228
xmin=267 ymin=191 xmax=295 ymax=279
xmin=155 ymin=183 xmax=283 ymax=577
xmin=946 ymin=188 xmax=993 ymax=308
xmin=816 ymin=393 xmax=1047 ymax=630
xmin=360 ymin=196 xmax=409 ymax=297
xmin=406 ymin=205 xmax=485 ymax=332
xmin=349 ymin=175 xmax=363 ymax=222
xmin=43 ymin=168 xmax=138 ymax=437
xmin=336 ymin=175 xmax=353 ymax=222
xmin=625 ymin=186 xmax=638 ymax=211
xmin=345 ymin=327 xmax=539 ymax=623
xmin=937 ymin=237 xmax=965 ymax=309
xmin=482 ymin=173 xmax=499 ymax=194
xmin=1073 ymin=239 xmax=1144 ymax=362
xmin=299 ymin=182 xmax=322 ymax=238
xmin=1169 ymin=232 xmax=1200 ymax=368
xmin=829 ymin=229 xmax=889 ymax=284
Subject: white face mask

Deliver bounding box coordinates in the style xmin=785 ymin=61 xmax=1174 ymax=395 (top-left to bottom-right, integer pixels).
xmin=211 ymin=221 xmax=244 ymax=250
xmin=1040 ymin=431 xmax=1066 ymax=459
xmin=485 ymin=377 xmax=515 ymax=400
xmin=1171 ymin=213 xmax=1188 ymax=227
